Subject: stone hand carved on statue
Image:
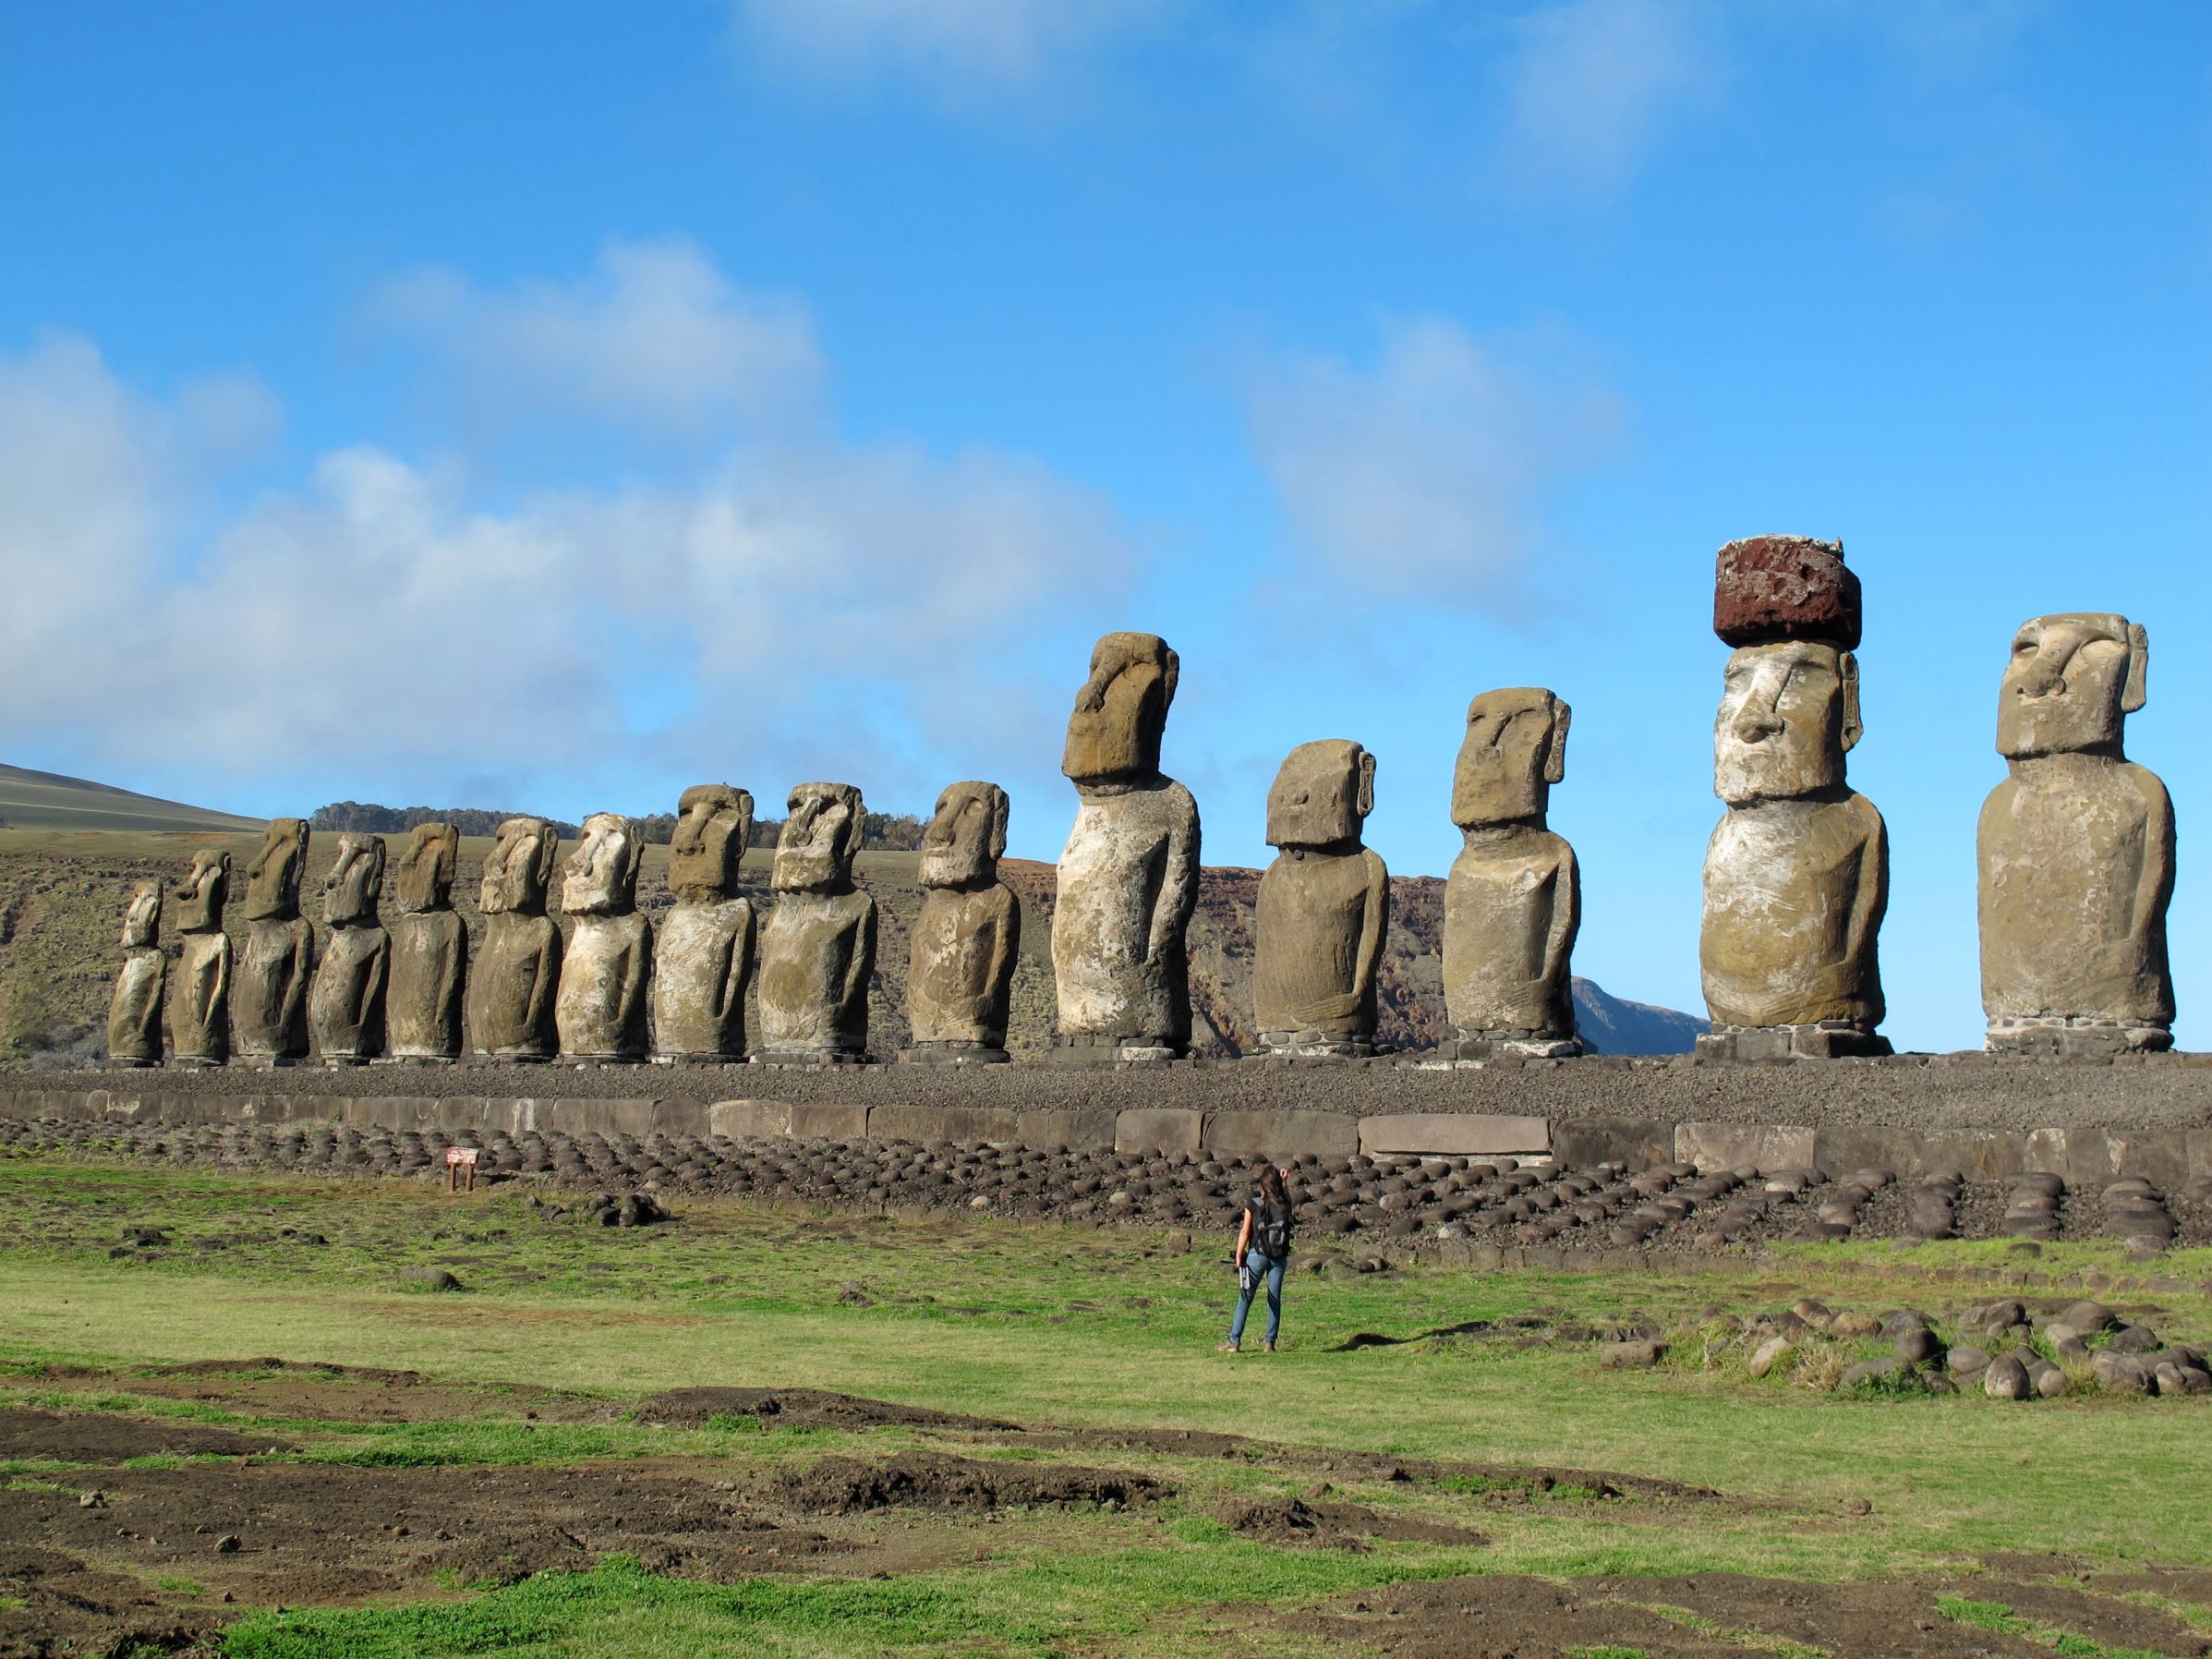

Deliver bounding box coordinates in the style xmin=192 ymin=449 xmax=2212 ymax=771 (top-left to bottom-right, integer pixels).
xmin=309 ymin=833 xmax=390 ymax=1064
xmin=653 ymin=784 xmax=756 ymax=1061
xmin=468 ymin=816 xmax=564 ymax=1060
xmin=107 ymin=879 xmax=167 ymax=1066
xmin=387 ymin=822 xmax=466 ymax=1061
xmin=1253 ymin=740 xmax=1387 ymax=1056
xmin=168 ymin=848 xmax=233 ymax=1066
xmin=556 ymin=813 xmax=653 ymax=1061
xmin=909 ymin=781 xmax=1021 ymax=1057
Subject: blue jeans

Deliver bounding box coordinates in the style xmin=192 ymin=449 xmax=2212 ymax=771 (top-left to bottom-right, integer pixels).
xmin=1229 ymin=1249 xmax=1286 ymax=1345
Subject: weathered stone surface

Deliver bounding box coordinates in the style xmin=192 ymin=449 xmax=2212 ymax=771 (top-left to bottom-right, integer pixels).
xmin=1115 ymin=1107 xmax=1204 ymax=1156
xmin=106 ymin=881 xmax=166 ymax=1066
xmin=908 ymin=781 xmax=1021 ymax=1059
xmin=653 ymin=785 xmax=756 ymax=1061
xmin=308 ymin=834 xmax=389 ymax=1064
xmin=869 ymin=1103 xmax=1021 ymax=1145
xmin=1253 ymin=740 xmax=1387 ymax=1057
xmin=1444 ymin=689 xmax=1580 ymax=1058
xmin=757 ymin=783 xmax=876 ymax=1063
xmin=166 ymin=850 xmax=232 ymax=1066
xmin=1979 ymin=613 xmax=2172 ymax=1054
xmin=1675 ymin=1120 xmax=1815 ymax=1172
xmin=1713 ymin=534 xmax=1860 ymax=650
xmin=467 ymin=817 xmax=563 ymax=1061
xmin=1701 ymin=637 xmax=1887 ymax=1044
xmin=386 ymin=824 xmax=465 ymax=1061
xmin=234 ymin=819 xmax=314 ymax=1063
xmin=1358 ymin=1114 xmax=1549 ymax=1158
xmin=556 ymin=814 xmax=651 ymax=1062
xmin=1203 ymin=1108 xmax=1357 ymax=1160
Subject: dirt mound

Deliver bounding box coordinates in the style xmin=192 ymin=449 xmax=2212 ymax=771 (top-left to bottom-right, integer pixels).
xmin=0 ymin=1543 xmax=214 ymax=1659
xmin=1223 ymin=1495 xmax=1487 ymax=1551
xmin=0 ymin=1406 xmax=294 ymax=1462
xmin=766 ymin=1451 xmax=1166 ymax=1514
xmin=635 ymin=1387 xmax=1013 ymax=1433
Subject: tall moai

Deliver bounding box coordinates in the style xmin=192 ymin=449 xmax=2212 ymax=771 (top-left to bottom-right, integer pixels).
xmin=1444 ymin=690 xmax=1581 ymax=1059
xmin=1251 ymin=741 xmax=1387 ymax=1058
xmin=467 ymin=816 xmax=563 ymax=1061
xmin=1978 ymin=613 xmax=2173 ymax=1055
xmin=106 ymin=880 xmax=167 ymax=1066
xmin=233 ymin=817 xmax=315 ymax=1065
xmin=556 ymin=813 xmax=652 ymax=1062
xmin=168 ymin=848 xmax=233 ymax=1067
xmin=385 ymin=822 xmax=467 ymax=1063
xmin=906 ymin=781 xmax=1021 ymax=1063
xmin=1052 ymin=631 xmax=1200 ymax=1063
xmin=309 ymin=833 xmax=390 ymax=1064
xmin=652 ymin=784 xmax=757 ymax=1062
xmin=1698 ymin=535 xmax=1889 ymax=1060
xmin=756 ymin=782 xmax=876 ymax=1065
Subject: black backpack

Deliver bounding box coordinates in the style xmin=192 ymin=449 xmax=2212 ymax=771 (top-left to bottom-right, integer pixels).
xmin=1252 ymin=1197 xmax=1292 ymax=1260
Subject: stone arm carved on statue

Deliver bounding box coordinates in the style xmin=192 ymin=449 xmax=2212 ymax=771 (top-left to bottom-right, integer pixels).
xmin=1541 ymin=843 xmax=1581 ymax=1011
xmin=985 ymin=890 xmax=1022 ymax=1024
xmin=524 ymin=926 xmax=563 ymax=1043
xmin=843 ymin=901 xmax=878 ymax=1020
xmin=183 ymin=939 xmax=229 ymax=1032
xmin=1148 ymin=804 xmax=1200 ymax=969
xmin=716 ymin=909 xmax=758 ymax=1025
xmin=277 ymin=926 xmax=315 ymax=1040
xmin=619 ymin=921 xmax=654 ymax=1033
xmin=432 ymin=920 xmax=467 ymax=1030
xmin=1761 ymin=797 xmax=1887 ymax=1026
xmin=1283 ymin=850 xmax=1396 ymax=1026
xmin=348 ymin=939 xmax=390 ymax=1033
xmin=2125 ymin=765 xmax=2176 ymax=967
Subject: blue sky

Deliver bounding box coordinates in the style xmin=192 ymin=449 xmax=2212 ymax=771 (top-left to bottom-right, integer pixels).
xmin=2 ymin=1 xmax=2208 ymax=1050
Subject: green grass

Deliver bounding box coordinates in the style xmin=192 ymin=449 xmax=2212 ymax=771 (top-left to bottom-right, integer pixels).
xmin=1936 ymin=1595 xmax=2171 ymax=1659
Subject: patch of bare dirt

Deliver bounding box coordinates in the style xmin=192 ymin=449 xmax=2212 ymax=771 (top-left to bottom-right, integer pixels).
xmin=1221 ymin=1495 xmax=1487 ymax=1551
xmin=635 ymin=1387 xmax=1014 ymax=1433
xmin=0 ymin=1407 xmax=293 ymax=1462
xmin=0 ymin=1544 xmax=208 ymax=1659
xmin=763 ymin=1451 xmax=1166 ymax=1514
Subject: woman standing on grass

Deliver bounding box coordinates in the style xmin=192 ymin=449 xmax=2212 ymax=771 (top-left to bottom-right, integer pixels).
xmin=1218 ymin=1163 xmax=1294 ymax=1354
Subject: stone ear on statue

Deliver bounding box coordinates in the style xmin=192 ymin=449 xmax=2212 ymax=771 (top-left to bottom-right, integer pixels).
xmin=2123 ymin=623 xmax=2148 ymax=715
xmin=1356 ymin=749 xmax=1376 ymax=818
xmin=988 ymin=787 xmax=1010 ymax=862
xmin=1837 ymin=652 xmax=1864 ymax=754
xmin=1544 ymin=699 xmax=1571 ymax=786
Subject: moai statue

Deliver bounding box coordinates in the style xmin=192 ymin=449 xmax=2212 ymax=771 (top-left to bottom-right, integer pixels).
xmin=106 ymin=880 xmax=167 ymax=1066
xmin=308 ymin=834 xmax=389 ymax=1064
xmin=907 ymin=781 xmax=1021 ymax=1063
xmin=384 ymin=822 xmax=467 ymax=1062
xmin=467 ymin=816 xmax=563 ymax=1061
xmin=1252 ymin=741 xmax=1387 ymax=1058
xmin=756 ymin=782 xmax=876 ymax=1064
xmin=652 ymin=785 xmax=756 ymax=1062
xmin=233 ymin=817 xmax=314 ymax=1065
xmin=1444 ymin=691 xmax=1581 ymax=1059
xmin=1698 ymin=536 xmax=1889 ymax=1060
xmin=1052 ymin=632 xmax=1201 ymax=1063
xmin=1978 ymin=613 xmax=2173 ymax=1055
xmin=168 ymin=849 xmax=232 ymax=1067
xmin=555 ymin=813 xmax=652 ymax=1062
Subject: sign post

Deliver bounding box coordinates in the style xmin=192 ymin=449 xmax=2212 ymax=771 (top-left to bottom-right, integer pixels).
xmin=444 ymin=1145 xmax=479 ymax=1193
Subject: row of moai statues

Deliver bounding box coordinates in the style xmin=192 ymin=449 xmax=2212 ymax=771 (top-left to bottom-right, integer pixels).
xmin=105 ymin=545 xmax=2176 ymax=1066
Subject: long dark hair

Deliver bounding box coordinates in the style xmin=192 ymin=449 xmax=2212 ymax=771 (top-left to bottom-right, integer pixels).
xmin=1257 ymin=1164 xmax=1291 ymax=1216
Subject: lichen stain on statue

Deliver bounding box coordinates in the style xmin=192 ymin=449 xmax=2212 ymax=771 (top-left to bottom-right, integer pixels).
xmin=652 ymin=785 xmax=756 ymax=1062
xmin=756 ymin=782 xmax=876 ymax=1064
xmin=907 ymin=781 xmax=1021 ymax=1063
xmin=1052 ymin=631 xmax=1200 ymax=1064
xmin=556 ymin=813 xmax=653 ymax=1062
xmin=1252 ymin=741 xmax=1386 ymax=1058
xmin=385 ymin=822 xmax=467 ymax=1062
xmin=168 ymin=848 xmax=233 ymax=1067
xmin=1978 ymin=613 xmax=2173 ymax=1056
xmin=309 ymin=833 xmax=390 ymax=1065
xmin=1698 ymin=535 xmax=1889 ymax=1060
xmin=106 ymin=880 xmax=167 ymax=1066
xmin=467 ymin=816 xmax=563 ymax=1061
xmin=233 ymin=818 xmax=315 ymax=1065
xmin=1443 ymin=691 xmax=1580 ymax=1060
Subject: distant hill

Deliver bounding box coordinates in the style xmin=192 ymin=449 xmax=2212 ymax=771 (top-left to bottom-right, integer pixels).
xmin=1571 ymin=978 xmax=1707 ymax=1056
xmin=0 ymin=765 xmax=260 ymax=835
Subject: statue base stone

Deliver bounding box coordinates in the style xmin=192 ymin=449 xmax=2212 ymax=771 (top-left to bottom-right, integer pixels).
xmin=561 ymin=1055 xmax=647 ymax=1067
xmin=901 ymin=1042 xmax=1011 ymax=1066
xmin=375 ymin=1055 xmax=457 ymax=1067
xmin=171 ymin=1056 xmax=223 ymax=1071
xmin=323 ymin=1056 xmax=371 ymax=1069
xmin=1697 ymin=1022 xmax=1892 ymax=1062
xmin=108 ymin=1057 xmax=160 ymax=1070
xmin=1046 ymin=1034 xmax=1180 ymax=1068
xmin=1987 ymin=1018 xmax=2172 ymax=1059
xmin=1452 ymin=1034 xmax=1581 ymax=1061
xmin=754 ymin=1047 xmax=872 ymax=1068
xmin=232 ymin=1056 xmax=304 ymax=1070
xmin=1248 ymin=1033 xmax=1380 ymax=1060
xmin=650 ymin=1054 xmax=746 ymax=1067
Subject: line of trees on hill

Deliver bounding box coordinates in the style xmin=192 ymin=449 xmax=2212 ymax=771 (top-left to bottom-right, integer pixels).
xmin=310 ymin=802 xmax=930 ymax=851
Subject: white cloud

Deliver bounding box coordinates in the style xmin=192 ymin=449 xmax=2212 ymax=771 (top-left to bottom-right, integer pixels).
xmin=374 ymin=238 xmax=826 ymax=437
xmin=1241 ymin=316 xmax=1621 ymax=607
xmin=1499 ymin=0 xmax=1723 ymax=190
xmin=732 ymin=0 xmax=1163 ymax=92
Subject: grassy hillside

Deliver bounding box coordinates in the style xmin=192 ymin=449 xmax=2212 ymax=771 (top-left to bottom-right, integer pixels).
xmin=0 ymin=764 xmax=260 ymax=835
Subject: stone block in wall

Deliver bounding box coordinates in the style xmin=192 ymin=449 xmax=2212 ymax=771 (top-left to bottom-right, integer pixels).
xmin=2102 ymin=1130 xmax=2188 ymax=1189
xmin=867 ymin=1103 xmax=1021 ymax=1146
xmin=0 ymin=1090 xmax=108 ymax=1121
xmin=709 ymin=1099 xmax=793 ymax=1140
xmin=1914 ymin=1131 xmax=2028 ymax=1181
xmin=2189 ymin=1129 xmax=2212 ymax=1181
xmin=1553 ymin=1118 xmax=1670 ymax=1169
xmin=1116 ymin=1108 xmax=1203 ymax=1155
xmin=1017 ymin=1108 xmax=1116 ymax=1151
xmin=1813 ymin=1124 xmax=1927 ymax=1179
xmin=531 ymin=1097 xmax=661 ymax=1138
xmin=1358 ymin=1114 xmax=1549 ymax=1159
xmin=1676 ymin=1121 xmax=1814 ymax=1173
xmin=347 ymin=1096 xmax=444 ymax=1132
xmin=1206 ymin=1109 xmax=1358 ymax=1161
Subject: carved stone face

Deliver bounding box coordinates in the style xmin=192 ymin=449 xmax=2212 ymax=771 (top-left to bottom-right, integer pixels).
xmin=773 ymin=783 xmax=864 ymax=893
xmin=1267 ymin=740 xmax=1373 ymax=851
xmin=175 ymin=849 xmax=230 ymax=933
xmin=1454 ymin=690 xmax=1568 ymax=829
xmin=668 ymin=784 xmax=753 ymax=899
xmin=1714 ymin=641 xmax=1859 ymax=806
xmin=562 ymin=814 xmax=641 ymax=915
xmin=920 ymin=781 xmax=1009 ymax=890
xmin=120 ymin=880 xmax=162 ymax=949
xmin=480 ymin=817 xmax=561 ymax=915
xmin=1063 ymin=632 xmax=1178 ymax=784
xmin=241 ymin=818 xmax=310 ymax=921
xmin=393 ymin=822 xmax=458 ymax=914
xmin=323 ymin=834 xmax=386 ymax=926
xmin=1997 ymin=612 xmax=2145 ymax=760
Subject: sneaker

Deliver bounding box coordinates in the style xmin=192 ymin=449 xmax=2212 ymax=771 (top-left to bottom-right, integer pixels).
xmin=1215 ymin=1339 xmax=1239 ymax=1353
xmin=1261 ymin=1339 xmax=1276 ymax=1353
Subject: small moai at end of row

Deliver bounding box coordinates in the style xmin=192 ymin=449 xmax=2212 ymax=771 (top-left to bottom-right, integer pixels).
xmin=309 ymin=834 xmax=389 ymax=1064
xmin=755 ymin=782 xmax=876 ymax=1065
xmin=557 ymin=813 xmax=652 ymax=1062
xmin=469 ymin=817 xmax=564 ymax=1061
xmin=1052 ymin=631 xmax=1200 ymax=1064
xmin=106 ymin=881 xmax=166 ymax=1066
xmin=652 ymin=785 xmax=757 ymax=1063
xmin=1445 ymin=689 xmax=1581 ymax=1060
xmin=1698 ymin=535 xmax=1890 ymax=1061
xmin=234 ymin=817 xmax=315 ymax=1066
xmin=167 ymin=849 xmax=233 ymax=1065
xmin=1251 ymin=740 xmax=1387 ymax=1058
xmin=906 ymin=781 xmax=1021 ymax=1063
xmin=1979 ymin=613 xmax=2173 ymax=1056
xmin=384 ymin=823 xmax=466 ymax=1062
